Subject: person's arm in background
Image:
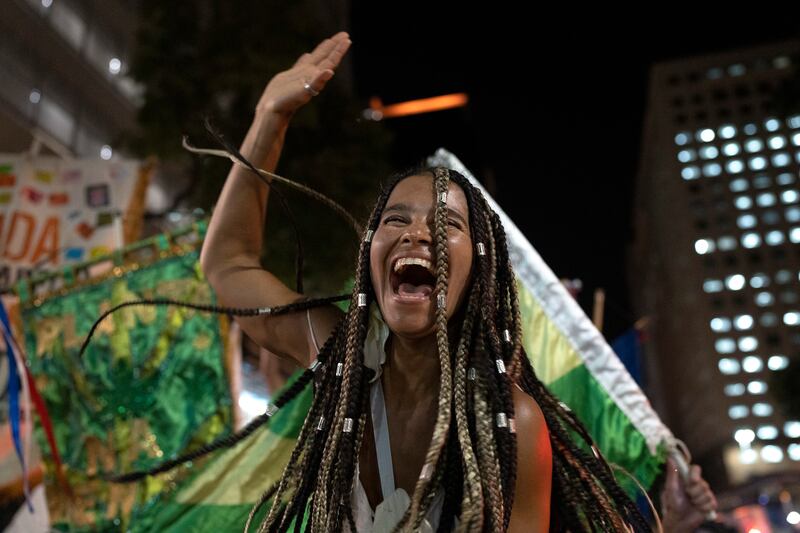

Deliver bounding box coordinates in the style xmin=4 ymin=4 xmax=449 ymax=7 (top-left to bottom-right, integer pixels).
xmin=200 ymin=32 xmax=350 ymax=367
xmin=660 ymin=456 xmax=719 ymax=532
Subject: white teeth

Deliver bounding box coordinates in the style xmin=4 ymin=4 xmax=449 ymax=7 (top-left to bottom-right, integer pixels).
xmin=393 ymin=257 xmax=434 ymax=274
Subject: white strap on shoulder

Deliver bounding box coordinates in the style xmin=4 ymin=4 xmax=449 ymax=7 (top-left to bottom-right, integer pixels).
xmin=370 ymin=378 xmax=396 ymax=499
xmin=306 ymin=307 xmax=321 ymax=355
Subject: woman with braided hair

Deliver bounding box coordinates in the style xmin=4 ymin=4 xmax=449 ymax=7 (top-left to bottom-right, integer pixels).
xmin=84 ymin=29 xmax=721 ymax=532
xmin=192 ymin=30 xmax=660 ymax=532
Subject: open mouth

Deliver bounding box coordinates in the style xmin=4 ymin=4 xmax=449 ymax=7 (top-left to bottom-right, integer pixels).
xmin=390 ymin=258 xmax=436 ymax=300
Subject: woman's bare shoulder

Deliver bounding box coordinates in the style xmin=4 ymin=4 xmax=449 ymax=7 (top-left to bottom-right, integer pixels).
xmin=508 ymin=384 xmax=552 ymax=532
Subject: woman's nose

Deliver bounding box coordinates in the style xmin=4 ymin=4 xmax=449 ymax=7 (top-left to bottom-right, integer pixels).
xmin=401 ymin=221 xmax=433 ymax=244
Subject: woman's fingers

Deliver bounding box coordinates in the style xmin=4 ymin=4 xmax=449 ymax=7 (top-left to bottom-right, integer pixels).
xmin=318 ymin=38 xmax=351 ymax=72
xmin=296 ymin=32 xmax=349 ymax=67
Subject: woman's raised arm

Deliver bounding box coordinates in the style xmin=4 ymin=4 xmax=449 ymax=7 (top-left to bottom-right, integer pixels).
xmin=200 ymin=32 xmax=351 ymax=367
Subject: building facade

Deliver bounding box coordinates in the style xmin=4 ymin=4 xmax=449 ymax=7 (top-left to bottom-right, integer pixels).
xmin=0 ymin=0 xmax=140 ymax=157
xmin=631 ymin=39 xmax=800 ymax=517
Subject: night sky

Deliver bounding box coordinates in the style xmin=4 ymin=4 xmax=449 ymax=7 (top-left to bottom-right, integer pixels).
xmin=349 ymin=9 xmax=800 ymax=340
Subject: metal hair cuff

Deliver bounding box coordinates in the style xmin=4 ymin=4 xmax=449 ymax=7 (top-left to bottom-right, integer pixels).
xmin=438 ymin=191 xmax=447 ymax=203
xmin=317 ymin=416 xmax=325 ymax=431
xmin=495 ymin=359 xmax=507 ymax=374
xmin=476 ymin=243 xmax=486 ymax=256
xmin=343 ymin=418 xmax=354 ymax=433
xmin=357 ymin=293 xmax=367 ymax=307
xmin=309 ymin=360 xmax=322 ymax=372
xmin=502 ymin=329 xmax=511 ymax=343
xmin=467 ymin=367 xmax=477 ymax=381
xmin=420 ymin=463 xmax=433 ymax=481
xmin=335 ymin=362 xmax=344 ymax=376
xmin=364 ymin=229 xmax=374 ymax=243
xmin=496 ymin=412 xmax=508 ymax=428
xmin=437 ymin=293 xmax=446 ymax=309
xmin=258 ymin=307 xmax=272 ymax=315
xmin=266 ymin=403 xmax=278 ymax=417
xmin=508 ymin=418 xmax=517 ymax=434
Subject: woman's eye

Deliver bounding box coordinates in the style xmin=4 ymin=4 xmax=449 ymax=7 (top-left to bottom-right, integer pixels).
xmin=384 ymin=216 xmax=404 ymax=224
xmin=448 ymin=219 xmax=461 ymax=228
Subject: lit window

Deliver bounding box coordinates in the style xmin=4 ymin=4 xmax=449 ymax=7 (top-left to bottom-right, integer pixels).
xmin=740 ymin=448 xmax=758 ymax=464
xmin=707 ymin=67 xmax=724 ymax=80
xmin=741 ymin=232 xmax=761 ymax=248
xmin=773 ymin=152 xmax=791 ymax=166
xmin=768 ymin=135 xmax=787 ymax=149
xmin=760 ymin=314 xmax=777 ymax=328
xmin=745 ymin=138 xmax=764 ymax=152
xmin=728 ymin=64 xmax=746 ymax=76
xmin=716 ymin=338 xmax=736 ymax=354
xmin=761 ymin=445 xmax=783 ymax=463
xmin=730 ymin=178 xmax=748 ymax=192
xmin=748 ymin=380 xmax=767 ymax=394
xmin=722 ymin=142 xmax=740 ymax=156
xmin=108 ymin=57 xmax=122 ymax=75
xmin=718 ymin=358 xmax=740 ymax=374
xmin=765 ymin=230 xmax=784 ymax=245
xmin=29 ymin=89 xmax=41 ymax=104
xmin=777 ymin=172 xmax=796 ymax=185
xmin=774 ymin=56 xmax=792 ymax=68
xmin=752 ymin=403 xmax=773 ymax=417
xmin=749 ymin=273 xmax=769 ymax=288
xmin=735 ymin=196 xmax=753 ymax=209
xmin=742 ymin=355 xmax=763 ymax=372
xmin=703 ymin=279 xmax=723 ymax=293
xmin=790 ymin=227 xmax=800 ymax=243
xmin=711 ymin=317 xmax=732 ymax=332
xmin=789 ymin=115 xmax=800 ymax=129
xmin=734 ymin=427 xmax=755 ymax=444
xmin=749 ymin=156 xmax=767 ymax=170
xmin=734 ymin=314 xmax=754 ymax=330
xmin=726 ymin=159 xmax=744 ymax=173
xmin=695 ymin=238 xmax=715 ymax=254
xmin=782 ymin=190 xmax=799 ymax=204
xmin=728 ymin=405 xmax=748 ymax=419
xmin=726 ymin=274 xmax=746 ymax=290
xmin=737 ymin=214 xmax=756 ymax=229
xmin=719 ymin=124 xmax=737 ymax=138
xmin=755 ymin=291 xmax=774 ymax=306
xmin=698 ymin=128 xmax=715 ymax=142
xmin=675 ymin=132 xmax=690 ymax=146
xmin=725 ymin=383 xmax=745 ymax=396
xmin=699 ymin=146 xmax=718 ymax=159
xmin=757 ymin=192 xmax=776 ymax=207
xmin=785 ymin=421 xmax=800 ymax=438
xmin=775 ymin=270 xmax=793 ymax=283
xmin=717 ymin=236 xmax=737 ymax=250
xmin=743 ymin=123 xmax=758 ymax=135
xmin=739 ymin=336 xmax=758 ymax=352
xmin=100 ymin=145 xmax=112 ymax=160
xmin=753 ymin=175 xmax=771 ymax=188
xmin=793 ymin=133 xmax=800 ymax=146
xmin=789 ymin=444 xmax=800 ymax=461
xmin=678 ymin=149 xmax=696 ymax=162
xmin=786 ymin=207 xmax=800 ymax=222
xmin=784 ymin=311 xmax=800 ymax=326
xmin=764 ymin=118 xmax=781 ymax=132
xmin=702 ymin=162 xmax=722 ymax=177
xmin=767 ymin=354 xmax=789 ymax=370
xmin=682 ymin=166 xmax=700 ymax=180
xmin=757 ymin=425 xmax=778 ymax=440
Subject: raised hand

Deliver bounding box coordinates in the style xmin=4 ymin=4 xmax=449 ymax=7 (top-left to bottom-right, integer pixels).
xmin=256 ymin=31 xmax=352 ymax=118
xmin=660 ymin=457 xmax=719 ymax=533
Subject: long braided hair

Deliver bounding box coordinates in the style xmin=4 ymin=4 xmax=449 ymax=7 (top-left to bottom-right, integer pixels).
xmin=92 ymin=160 xmax=652 ymax=531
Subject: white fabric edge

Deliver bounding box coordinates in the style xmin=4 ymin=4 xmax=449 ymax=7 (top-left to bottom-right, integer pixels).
xmin=427 ymin=149 xmax=675 ymax=456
